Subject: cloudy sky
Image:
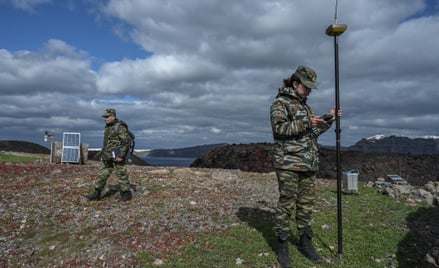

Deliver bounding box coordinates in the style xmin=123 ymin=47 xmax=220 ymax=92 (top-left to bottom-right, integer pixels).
xmin=1 ymin=0 xmax=438 ymax=150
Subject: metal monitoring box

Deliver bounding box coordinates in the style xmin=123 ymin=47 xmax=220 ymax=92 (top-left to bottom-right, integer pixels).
xmin=343 ymin=171 xmax=359 ymax=194
xmin=61 ymin=132 xmax=81 ymax=163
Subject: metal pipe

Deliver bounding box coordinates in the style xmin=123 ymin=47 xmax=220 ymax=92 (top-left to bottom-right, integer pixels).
xmin=326 ymin=21 xmax=347 ymax=258
xmin=334 ymin=33 xmax=343 ymax=257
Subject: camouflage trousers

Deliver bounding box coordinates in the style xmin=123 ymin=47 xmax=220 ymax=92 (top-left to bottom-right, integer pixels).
xmin=94 ymin=160 xmax=130 ymax=193
xmin=274 ymin=169 xmax=316 ymax=237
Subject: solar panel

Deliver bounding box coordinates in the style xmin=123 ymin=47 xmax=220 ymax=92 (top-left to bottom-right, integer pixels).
xmin=61 ymin=132 xmax=81 ymax=163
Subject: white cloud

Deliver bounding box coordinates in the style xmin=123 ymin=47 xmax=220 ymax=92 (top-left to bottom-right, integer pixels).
xmin=0 ymin=40 xmax=96 ymax=95
xmin=7 ymin=0 xmax=51 ymax=12
xmin=96 ymin=54 xmax=224 ymax=95
xmin=1 ymin=0 xmax=439 ymax=149
xmin=210 ymin=127 xmax=221 ymax=134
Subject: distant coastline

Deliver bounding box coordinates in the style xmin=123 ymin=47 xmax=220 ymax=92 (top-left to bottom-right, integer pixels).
xmin=140 ymin=156 xmax=195 ymax=167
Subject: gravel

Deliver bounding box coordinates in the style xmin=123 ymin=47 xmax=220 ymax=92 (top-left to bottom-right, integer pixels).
xmin=0 ymin=163 xmax=280 ymax=266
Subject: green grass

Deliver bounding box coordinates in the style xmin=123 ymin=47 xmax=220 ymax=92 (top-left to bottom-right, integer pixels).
xmin=136 ymin=186 xmax=431 ymax=267
xmin=0 ymin=151 xmax=48 ymax=163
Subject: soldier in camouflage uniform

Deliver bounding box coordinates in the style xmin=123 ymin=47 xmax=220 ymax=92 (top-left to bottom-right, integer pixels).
xmin=270 ymin=65 xmax=341 ymax=267
xmin=85 ymin=108 xmax=132 ymax=202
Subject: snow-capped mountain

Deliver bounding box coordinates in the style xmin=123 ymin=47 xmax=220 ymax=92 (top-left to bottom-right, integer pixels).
xmin=349 ymin=135 xmax=439 ymax=154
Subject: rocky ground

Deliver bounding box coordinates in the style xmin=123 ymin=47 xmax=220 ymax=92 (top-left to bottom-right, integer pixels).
xmin=0 ymin=162 xmax=287 ymax=267
xmin=2 ymin=141 xmax=439 ymax=266
xmin=2 ymin=159 xmax=439 ymax=266
xmin=191 ymin=143 xmax=439 ymax=186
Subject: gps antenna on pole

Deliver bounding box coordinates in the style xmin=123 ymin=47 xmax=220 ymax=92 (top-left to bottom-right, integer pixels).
xmin=325 ymin=0 xmax=347 ymax=258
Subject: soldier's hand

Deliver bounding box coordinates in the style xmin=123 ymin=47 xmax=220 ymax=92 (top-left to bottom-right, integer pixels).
xmin=312 ymin=116 xmax=325 ymax=127
xmin=329 ymin=106 xmax=343 ymax=120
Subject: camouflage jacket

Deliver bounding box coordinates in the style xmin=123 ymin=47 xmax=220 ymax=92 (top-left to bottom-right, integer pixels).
xmin=101 ymin=119 xmax=129 ymax=160
xmin=270 ymin=87 xmax=332 ymax=171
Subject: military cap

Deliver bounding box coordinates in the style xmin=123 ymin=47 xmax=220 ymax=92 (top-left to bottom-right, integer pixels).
xmin=293 ymin=65 xmax=318 ymax=89
xmin=102 ymin=108 xmax=116 ymax=117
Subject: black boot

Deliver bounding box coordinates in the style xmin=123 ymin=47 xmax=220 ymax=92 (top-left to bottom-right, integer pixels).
xmin=276 ymin=234 xmax=291 ymax=268
xmin=85 ymin=189 xmax=101 ymax=201
xmin=298 ymin=230 xmax=323 ymax=263
xmin=119 ymin=190 xmax=132 ymax=202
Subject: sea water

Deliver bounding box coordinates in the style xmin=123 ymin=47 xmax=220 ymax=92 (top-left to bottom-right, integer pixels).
xmin=140 ymin=156 xmax=196 ymax=167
